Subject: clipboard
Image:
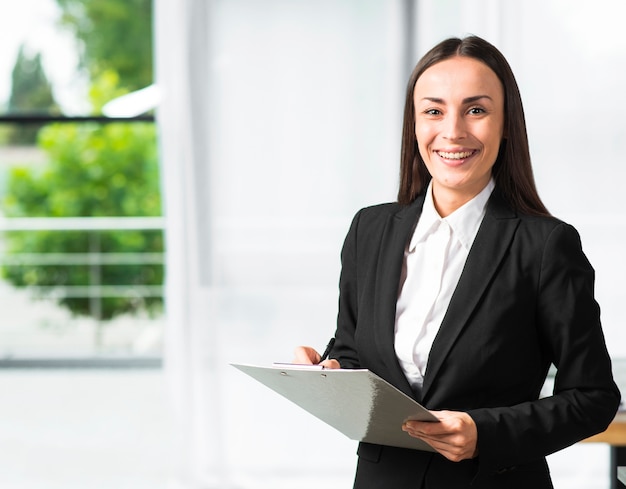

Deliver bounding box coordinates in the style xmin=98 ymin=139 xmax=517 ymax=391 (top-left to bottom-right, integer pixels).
xmin=232 ymin=363 xmax=438 ymax=452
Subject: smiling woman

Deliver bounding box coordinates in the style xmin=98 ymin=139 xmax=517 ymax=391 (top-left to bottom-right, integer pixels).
xmin=412 ymin=56 xmax=504 ymax=216
xmin=294 ymin=35 xmax=620 ymax=489
xmin=397 ymin=37 xmax=549 ymax=219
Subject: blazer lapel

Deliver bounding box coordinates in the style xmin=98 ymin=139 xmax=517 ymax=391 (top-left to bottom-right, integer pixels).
xmin=373 ymin=196 xmax=426 ymax=397
xmin=421 ymin=191 xmax=520 ymax=400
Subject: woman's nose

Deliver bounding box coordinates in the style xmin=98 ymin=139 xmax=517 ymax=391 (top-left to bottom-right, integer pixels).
xmin=442 ymin=113 xmax=466 ymax=140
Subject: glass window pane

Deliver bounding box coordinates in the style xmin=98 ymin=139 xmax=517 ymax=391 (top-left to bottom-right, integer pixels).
xmin=0 ymin=0 xmax=160 ymax=359
xmin=0 ymin=120 xmax=163 ymax=358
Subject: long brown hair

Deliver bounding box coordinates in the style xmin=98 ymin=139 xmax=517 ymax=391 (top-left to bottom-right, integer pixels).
xmin=397 ymin=36 xmax=549 ymax=216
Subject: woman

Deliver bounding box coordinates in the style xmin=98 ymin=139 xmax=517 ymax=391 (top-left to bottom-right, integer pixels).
xmin=294 ymin=36 xmax=620 ymax=488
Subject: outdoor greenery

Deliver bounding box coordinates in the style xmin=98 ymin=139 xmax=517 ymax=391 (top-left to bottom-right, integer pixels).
xmin=7 ymin=44 xmax=60 ymax=144
xmin=2 ymin=119 xmax=162 ymax=320
xmin=56 ymin=0 xmax=153 ymax=91
xmin=1 ymin=0 xmax=160 ymax=322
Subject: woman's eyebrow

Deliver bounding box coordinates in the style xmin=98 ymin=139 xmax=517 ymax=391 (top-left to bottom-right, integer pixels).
xmin=463 ymin=95 xmax=493 ymax=104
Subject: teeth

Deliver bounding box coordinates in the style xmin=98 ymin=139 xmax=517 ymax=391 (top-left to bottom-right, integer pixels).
xmin=438 ymin=151 xmax=474 ymax=160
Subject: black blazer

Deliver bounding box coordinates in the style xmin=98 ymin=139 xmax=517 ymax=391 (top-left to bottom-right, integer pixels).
xmin=332 ymin=190 xmax=621 ymax=489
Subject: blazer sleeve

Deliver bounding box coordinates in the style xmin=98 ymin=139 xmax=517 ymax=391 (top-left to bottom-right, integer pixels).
xmin=332 ymin=208 xmax=362 ymax=369
xmin=468 ymin=222 xmax=621 ymax=472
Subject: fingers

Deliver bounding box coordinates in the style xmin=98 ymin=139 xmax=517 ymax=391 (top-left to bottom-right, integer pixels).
xmin=292 ymin=346 xmax=321 ymax=364
xmin=292 ymin=347 xmax=340 ymax=369
xmin=320 ymin=358 xmax=341 ymax=369
xmin=402 ymin=411 xmax=478 ymax=462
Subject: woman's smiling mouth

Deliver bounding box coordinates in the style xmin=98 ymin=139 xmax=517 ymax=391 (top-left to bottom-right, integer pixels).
xmin=436 ymin=150 xmax=477 ymax=160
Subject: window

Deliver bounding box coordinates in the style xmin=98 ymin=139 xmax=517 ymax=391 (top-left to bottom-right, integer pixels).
xmin=0 ymin=0 xmax=162 ymax=364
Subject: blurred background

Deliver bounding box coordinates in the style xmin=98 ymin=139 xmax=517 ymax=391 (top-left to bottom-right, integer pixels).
xmin=0 ymin=0 xmax=624 ymax=488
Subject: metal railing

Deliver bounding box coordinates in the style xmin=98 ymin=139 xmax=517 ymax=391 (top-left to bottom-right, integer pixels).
xmin=0 ymin=216 xmax=165 ymax=368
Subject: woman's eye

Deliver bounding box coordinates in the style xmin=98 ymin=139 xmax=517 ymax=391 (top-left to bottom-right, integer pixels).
xmin=425 ymin=109 xmax=441 ymax=116
xmin=468 ymin=107 xmax=485 ymax=115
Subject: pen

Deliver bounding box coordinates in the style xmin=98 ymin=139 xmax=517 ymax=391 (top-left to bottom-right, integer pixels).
xmin=319 ymin=337 xmax=335 ymax=363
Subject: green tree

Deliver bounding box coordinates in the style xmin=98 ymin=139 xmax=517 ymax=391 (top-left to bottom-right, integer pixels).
xmin=55 ymin=0 xmax=153 ymax=92
xmin=2 ymin=120 xmax=162 ymax=320
xmin=7 ymin=44 xmax=60 ymax=144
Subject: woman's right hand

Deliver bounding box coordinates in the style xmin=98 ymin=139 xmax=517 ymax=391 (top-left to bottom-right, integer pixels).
xmin=292 ymin=346 xmax=341 ymax=369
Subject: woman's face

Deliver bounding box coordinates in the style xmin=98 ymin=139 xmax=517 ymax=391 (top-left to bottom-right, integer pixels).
xmin=413 ymin=56 xmax=504 ymax=214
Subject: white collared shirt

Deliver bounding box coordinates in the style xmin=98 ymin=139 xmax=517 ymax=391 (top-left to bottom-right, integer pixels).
xmin=394 ymin=179 xmax=495 ymax=390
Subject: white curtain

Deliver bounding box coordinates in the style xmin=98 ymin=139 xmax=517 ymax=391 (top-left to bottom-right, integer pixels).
xmin=156 ymin=1 xmax=625 ymax=487
xmin=155 ymin=0 xmax=223 ymax=486
xmin=155 ymin=1 xmax=407 ymax=487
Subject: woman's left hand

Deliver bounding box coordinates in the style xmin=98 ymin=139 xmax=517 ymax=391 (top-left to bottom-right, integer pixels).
xmin=402 ymin=410 xmax=478 ymax=462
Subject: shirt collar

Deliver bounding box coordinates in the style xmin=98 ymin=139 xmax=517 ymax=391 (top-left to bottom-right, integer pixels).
xmin=409 ymin=179 xmax=495 ymax=252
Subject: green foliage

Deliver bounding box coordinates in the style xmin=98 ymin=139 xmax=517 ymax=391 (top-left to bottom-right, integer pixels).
xmin=89 ymin=70 xmax=130 ymax=113
xmin=8 ymin=45 xmax=58 ymax=113
xmin=1 ymin=0 xmax=160 ymax=322
xmin=55 ymin=0 xmax=153 ymax=92
xmin=2 ymin=122 xmax=163 ymax=320
xmin=7 ymin=44 xmax=60 ymax=144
